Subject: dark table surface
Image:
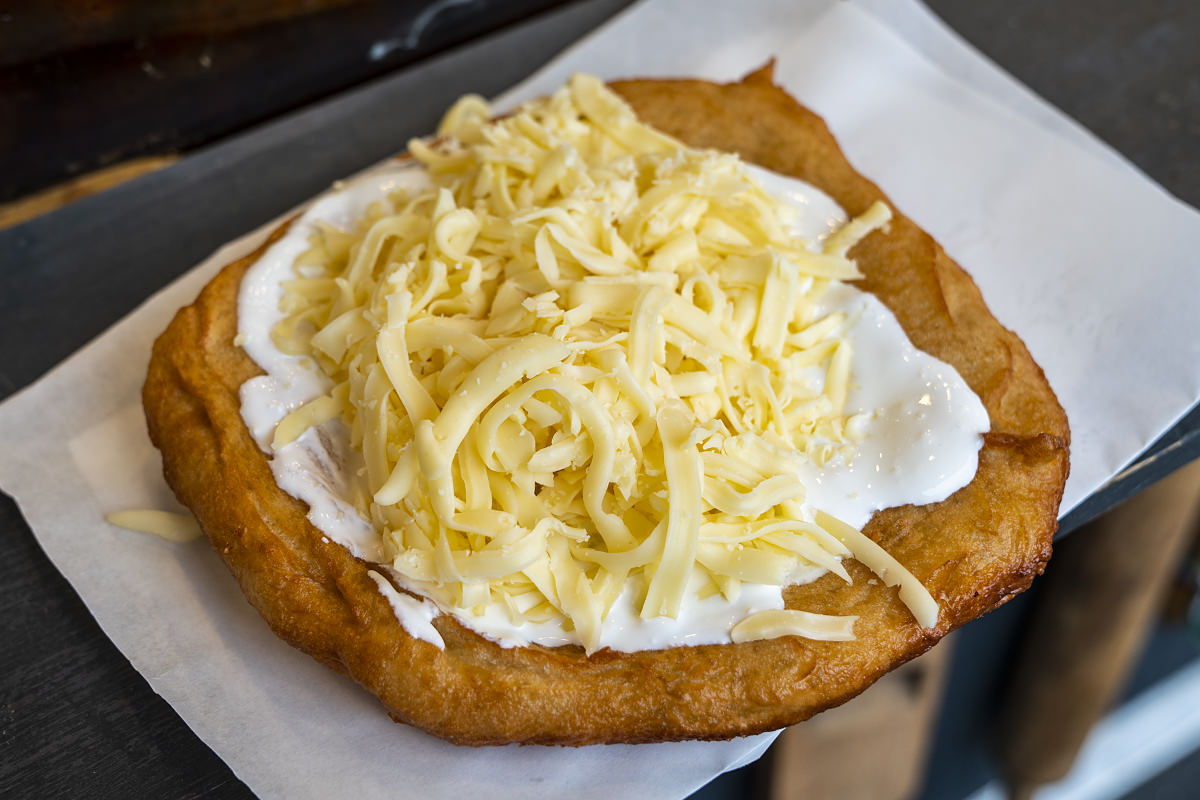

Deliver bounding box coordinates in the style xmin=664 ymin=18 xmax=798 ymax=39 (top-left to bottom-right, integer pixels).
xmin=1 ymin=1 xmax=1198 ymax=798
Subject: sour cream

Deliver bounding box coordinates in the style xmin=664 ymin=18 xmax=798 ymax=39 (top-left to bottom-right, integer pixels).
xmin=236 ymin=160 xmax=989 ymax=652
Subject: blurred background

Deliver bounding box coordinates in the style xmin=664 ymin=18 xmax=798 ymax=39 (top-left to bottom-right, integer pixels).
xmin=2 ymin=2 xmax=1198 ymax=798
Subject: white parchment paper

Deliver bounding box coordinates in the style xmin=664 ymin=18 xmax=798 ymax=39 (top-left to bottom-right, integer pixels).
xmin=2 ymin=1 xmax=1199 ymax=797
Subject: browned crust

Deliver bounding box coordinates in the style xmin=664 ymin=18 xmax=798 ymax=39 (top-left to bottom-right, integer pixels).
xmin=143 ymin=66 xmax=1069 ymax=746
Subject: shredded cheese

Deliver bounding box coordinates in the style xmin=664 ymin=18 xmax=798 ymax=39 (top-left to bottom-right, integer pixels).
xmin=816 ymin=511 xmax=939 ymax=628
xmin=730 ymin=609 xmax=858 ymax=643
xmin=106 ymin=510 xmax=203 ymax=543
xmin=269 ymin=73 xmax=935 ymax=653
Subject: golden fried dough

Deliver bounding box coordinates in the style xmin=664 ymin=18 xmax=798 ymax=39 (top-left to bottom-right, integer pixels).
xmin=143 ymin=66 xmax=1069 ymax=745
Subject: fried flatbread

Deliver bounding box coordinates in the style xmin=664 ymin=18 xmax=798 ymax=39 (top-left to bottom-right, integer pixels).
xmin=143 ymin=66 xmax=1069 ymax=745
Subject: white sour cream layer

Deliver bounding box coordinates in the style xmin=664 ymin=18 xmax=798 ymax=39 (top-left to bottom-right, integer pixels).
xmin=236 ymin=161 xmax=989 ymax=652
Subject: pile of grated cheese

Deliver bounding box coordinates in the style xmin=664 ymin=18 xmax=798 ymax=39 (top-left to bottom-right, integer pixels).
xmin=269 ymin=74 xmax=936 ymax=653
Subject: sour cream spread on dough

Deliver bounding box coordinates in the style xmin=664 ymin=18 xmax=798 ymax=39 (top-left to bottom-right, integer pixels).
xmin=236 ymin=76 xmax=989 ymax=654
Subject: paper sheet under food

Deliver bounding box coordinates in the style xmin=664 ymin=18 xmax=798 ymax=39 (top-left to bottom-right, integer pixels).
xmin=2 ymin=1 xmax=1198 ymax=798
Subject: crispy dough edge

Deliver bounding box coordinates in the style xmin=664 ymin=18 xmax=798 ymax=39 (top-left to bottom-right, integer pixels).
xmin=143 ymin=66 xmax=1069 ymax=746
